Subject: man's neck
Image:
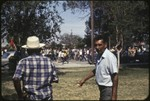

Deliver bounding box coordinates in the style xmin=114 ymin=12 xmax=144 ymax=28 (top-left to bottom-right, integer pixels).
xmin=98 ymin=48 xmax=106 ymax=55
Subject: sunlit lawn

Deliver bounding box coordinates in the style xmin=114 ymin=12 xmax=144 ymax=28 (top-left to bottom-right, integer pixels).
xmin=1 ymin=65 xmax=149 ymax=100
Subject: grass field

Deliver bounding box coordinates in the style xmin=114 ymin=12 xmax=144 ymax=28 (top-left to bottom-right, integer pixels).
xmin=1 ymin=65 xmax=149 ymax=100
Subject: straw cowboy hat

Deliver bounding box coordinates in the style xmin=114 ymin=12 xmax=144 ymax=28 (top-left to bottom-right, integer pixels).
xmin=22 ymin=36 xmax=45 ymax=49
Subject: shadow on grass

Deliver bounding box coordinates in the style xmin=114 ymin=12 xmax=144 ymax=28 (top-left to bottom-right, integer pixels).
xmin=121 ymin=63 xmax=149 ymax=68
xmin=144 ymin=95 xmax=150 ymax=101
xmin=57 ymin=71 xmax=66 ymax=76
xmin=2 ymin=93 xmax=18 ymax=100
xmin=119 ymin=65 xmax=149 ymax=78
xmin=1 ymin=70 xmax=15 ymax=82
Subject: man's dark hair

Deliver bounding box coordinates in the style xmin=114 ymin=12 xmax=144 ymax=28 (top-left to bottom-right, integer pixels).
xmin=27 ymin=48 xmax=42 ymax=55
xmin=94 ymin=34 xmax=109 ymax=43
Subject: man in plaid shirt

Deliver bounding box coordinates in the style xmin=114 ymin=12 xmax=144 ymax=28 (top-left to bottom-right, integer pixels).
xmin=12 ymin=36 xmax=58 ymax=100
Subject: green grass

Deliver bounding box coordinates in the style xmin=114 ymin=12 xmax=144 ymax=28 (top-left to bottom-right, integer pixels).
xmin=1 ymin=65 xmax=149 ymax=100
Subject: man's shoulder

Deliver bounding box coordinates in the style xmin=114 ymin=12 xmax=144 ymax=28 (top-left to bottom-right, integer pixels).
xmin=105 ymin=49 xmax=117 ymax=58
xmin=21 ymin=55 xmax=50 ymax=60
xmin=38 ymin=55 xmax=53 ymax=62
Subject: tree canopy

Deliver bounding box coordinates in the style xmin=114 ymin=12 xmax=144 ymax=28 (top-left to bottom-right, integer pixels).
xmin=1 ymin=1 xmax=63 ymax=46
xmin=1 ymin=1 xmax=149 ymax=50
xmin=63 ymin=1 xmax=149 ymax=49
xmin=59 ymin=32 xmax=84 ymax=49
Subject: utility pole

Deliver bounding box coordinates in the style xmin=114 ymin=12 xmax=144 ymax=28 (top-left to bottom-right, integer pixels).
xmin=90 ymin=0 xmax=94 ymax=64
xmin=70 ymin=29 xmax=73 ymax=48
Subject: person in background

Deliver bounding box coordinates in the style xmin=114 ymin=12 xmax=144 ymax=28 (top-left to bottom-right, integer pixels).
xmin=78 ymin=34 xmax=118 ymax=100
xmin=12 ymin=36 xmax=58 ymax=100
xmin=57 ymin=49 xmax=62 ymax=63
xmin=14 ymin=45 xmax=22 ymax=62
xmin=63 ymin=49 xmax=69 ymax=63
xmin=11 ymin=45 xmax=22 ymax=71
xmin=60 ymin=50 xmax=65 ymax=64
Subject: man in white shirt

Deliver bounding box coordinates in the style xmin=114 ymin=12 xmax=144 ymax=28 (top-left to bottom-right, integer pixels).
xmin=78 ymin=34 xmax=118 ymax=100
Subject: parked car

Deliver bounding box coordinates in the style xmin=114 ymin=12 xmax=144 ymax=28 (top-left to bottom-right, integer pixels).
xmin=1 ymin=51 xmax=15 ymax=67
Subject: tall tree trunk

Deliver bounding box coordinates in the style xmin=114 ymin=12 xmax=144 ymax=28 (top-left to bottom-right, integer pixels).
xmin=115 ymin=25 xmax=123 ymax=71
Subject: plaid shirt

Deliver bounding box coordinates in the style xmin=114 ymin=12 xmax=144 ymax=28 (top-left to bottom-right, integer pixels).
xmin=13 ymin=54 xmax=57 ymax=100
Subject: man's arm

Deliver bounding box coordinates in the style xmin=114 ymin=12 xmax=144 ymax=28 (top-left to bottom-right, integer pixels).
xmin=111 ymin=73 xmax=118 ymax=100
xmin=12 ymin=78 xmax=23 ymax=100
xmin=78 ymin=69 xmax=95 ymax=87
xmin=51 ymin=63 xmax=59 ymax=83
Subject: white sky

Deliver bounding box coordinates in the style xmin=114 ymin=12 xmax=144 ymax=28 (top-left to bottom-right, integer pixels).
xmin=57 ymin=4 xmax=90 ymax=38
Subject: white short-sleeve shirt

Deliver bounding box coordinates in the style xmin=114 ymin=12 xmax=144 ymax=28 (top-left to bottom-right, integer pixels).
xmin=95 ymin=48 xmax=118 ymax=86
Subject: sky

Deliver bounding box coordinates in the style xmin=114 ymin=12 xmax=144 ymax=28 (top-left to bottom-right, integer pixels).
xmin=2 ymin=1 xmax=90 ymax=47
xmin=57 ymin=5 xmax=90 ymax=38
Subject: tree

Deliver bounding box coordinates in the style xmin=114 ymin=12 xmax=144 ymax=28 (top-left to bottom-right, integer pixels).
xmin=1 ymin=1 xmax=64 ymax=46
xmin=105 ymin=1 xmax=149 ymax=48
xmin=62 ymin=1 xmax=149 ymax=68
xmin=92 ymin=1 xmax=149 ymax=68
xmin=59 ymin=33 xmax=84 ymax=49
xmin=63 ymin=1 xmax=149 ymax=48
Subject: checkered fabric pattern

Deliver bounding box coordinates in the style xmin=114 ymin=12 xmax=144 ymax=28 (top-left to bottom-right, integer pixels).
xmin=13 ymin=54 xmax=57 ymax=100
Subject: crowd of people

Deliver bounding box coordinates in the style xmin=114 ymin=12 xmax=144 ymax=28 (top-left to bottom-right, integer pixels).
xmin=2 ymin=41 xmax=148 ymax=66
xmin=109 ymin=44 xmax=149 ymax=63
xmin=41 ymin=47 xmax=95 ymax=64
xmin=121 ymin=45 xmax=149 ymax=63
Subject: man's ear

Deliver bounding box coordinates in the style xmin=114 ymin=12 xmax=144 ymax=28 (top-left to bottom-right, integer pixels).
xmin=105 ymin=43 xmax=107 ymax=48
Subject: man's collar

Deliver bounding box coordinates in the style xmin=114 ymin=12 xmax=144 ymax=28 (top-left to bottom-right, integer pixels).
xmin=101 ymin=48 xmax=108 ymax=58
xmin=97 ymin=48 xmax=107 ymax=60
